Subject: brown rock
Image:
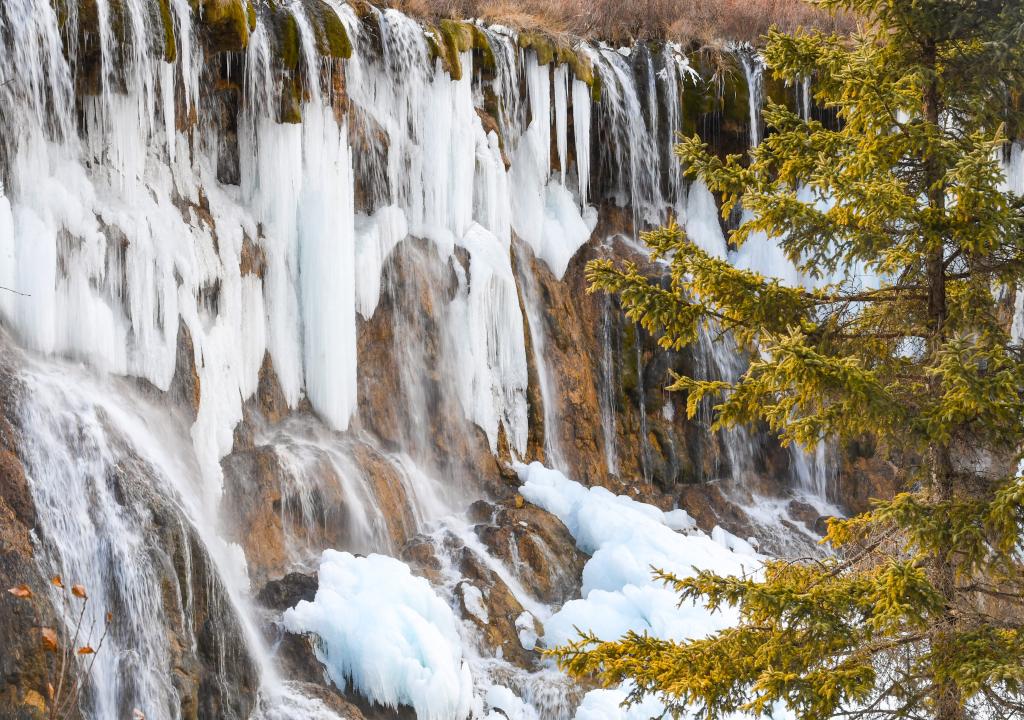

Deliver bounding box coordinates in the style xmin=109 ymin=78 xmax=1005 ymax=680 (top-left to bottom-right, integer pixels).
xmin=256 ymin=353 xmax=289 ymax=424
xmin=475 ymin=499 xmax=585 ymax=605
xmin=457 ymin=550 xmax=538 ymax=669
xmin=837 ymin=440 xmax=904 ymax=516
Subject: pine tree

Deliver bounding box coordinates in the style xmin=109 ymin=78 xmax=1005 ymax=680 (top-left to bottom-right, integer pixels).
xmin=555 ymin=1 xmax=1024 ymax=719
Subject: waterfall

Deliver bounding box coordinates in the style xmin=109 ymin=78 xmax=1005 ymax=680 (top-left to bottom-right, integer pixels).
xmin=738 ymin=47 xmax=764 ymax=148
xmin=0 ymin=1 xmax=842 ymax=716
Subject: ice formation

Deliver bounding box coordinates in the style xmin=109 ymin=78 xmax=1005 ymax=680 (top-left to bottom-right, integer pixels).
xmin=284 ymin=551 xmax=475 ymax=720
xmin=516 ymin=462 xmax=758 ymax=649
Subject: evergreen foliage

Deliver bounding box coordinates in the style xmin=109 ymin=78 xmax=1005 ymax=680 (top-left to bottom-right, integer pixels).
xmin=558 ymin=1 xmax=1024 ymax=718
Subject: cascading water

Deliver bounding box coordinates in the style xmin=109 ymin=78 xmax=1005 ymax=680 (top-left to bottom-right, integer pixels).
xmin=0 ymin=1 xmax=853 ymax=717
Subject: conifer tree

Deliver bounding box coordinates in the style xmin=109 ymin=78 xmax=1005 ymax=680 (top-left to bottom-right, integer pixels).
xmin=556 ymin=1 xmax=1024 ymax=718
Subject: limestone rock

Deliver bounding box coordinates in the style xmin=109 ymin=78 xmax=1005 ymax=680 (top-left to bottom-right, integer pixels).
xmin=474 ymin=498 xmax=585 ymax=606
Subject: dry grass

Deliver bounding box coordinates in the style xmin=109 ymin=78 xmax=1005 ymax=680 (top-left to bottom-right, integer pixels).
xmin=381 ymin=0 xmax=853 ymax=45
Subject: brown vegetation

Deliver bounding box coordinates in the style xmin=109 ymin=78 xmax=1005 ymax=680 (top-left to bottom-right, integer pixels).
xmin=382 ymin=0 xmax=853 ymax=45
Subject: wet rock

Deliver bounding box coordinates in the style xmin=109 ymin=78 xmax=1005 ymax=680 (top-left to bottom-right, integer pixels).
xmin=169 ymin=320 xmax=202 ymax=419
xmin=678 ymin=481 xmax=759 ymax=543
xmin=257 ymin=572 xmax=318 ymax=611
xmin=356 ymin=239 xmax=506 ymax=498
xmin=514 ymin=241 xmax=608 ymax=484
xmin=255 ymin=353 xmax=289 ymax=424
xmin=0 ymin=390 xmax=57 ymax=719
xmin=787 ymin=499 xmax=825 ymax=534
xmin=193 ymin=0 xmax=251 ymax=54
xmin=220 ymin=444 xmax=290 ymax=585
xmin=221 ymin=440 xmax=355 ymax=587
xmin=475 ymin=498 xmax=585 ymax=606
xmin=351 ymin=443 xmax=418 ymax=551
xmin=399 ymin=535 xmax=444 ymax=586
xmin=457 ymin=550 xmax=538 ymax=669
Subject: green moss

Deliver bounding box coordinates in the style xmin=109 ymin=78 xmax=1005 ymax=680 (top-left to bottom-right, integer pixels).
xmin=470 ymin=25 xmax=495 ymax=73
xmin=590 ymin=72 xmax=602 ymax=103
xmin=246 ymin=0 xmax=256 ymax=32
xmin=311 ymin=3 xmax=352 ymax=59
xmin=437 ymin=20 xmax=476 ymax=81
xmin=518 ymin=31 xmax=555 ymax=66
xmin=424 ymin=26 xmax=456 ymax=78
xmin=157 ymin=0 xmax=177 ymax=62
xmin=439 ymin=19 xmax=474 ymax=53
xmin=50 ymin=0 xmax=70 ymax=31
xmin=279 ymin=12 xmax=300 ymax=71
xmin=193 ymin=0 xmax=250 ymax=52
xmin=721 ymin=63 xmax=750 ymax=130
xmin=680 ymin=72 xmax=715 ymax=137
xmin=555 ymin=45 xmax=594 ymax=87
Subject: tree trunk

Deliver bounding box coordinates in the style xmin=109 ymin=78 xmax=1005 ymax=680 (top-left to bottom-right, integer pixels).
xmin=922 ymin=46 xmax=965 ymax=720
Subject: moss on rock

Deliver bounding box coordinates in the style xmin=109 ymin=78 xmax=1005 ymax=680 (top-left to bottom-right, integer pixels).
xmin=157 ymin=0 xmax=177 ymax=62
xmin=307 ymin=0 xmax=353 ymax=60
xmin=556 ymin=45 xmax=594 ymax=87
xmin=280 ymin=78 xmax=303 ymax=124
xmin=437 ymin=19 xmax=475 ymax=81
xmin=424 ymin=25 xmax=456 ymax=78
xmin=470 ymin=25 xmax=496 ymax=73
xmin=518 ymin=30 xmax=555 ymax=66
xmin=763 ymin=72 xmax=798 ymax=114
xmin=279 ymin=11 xmax=301 ymax=71
xmin=191 ymin=0 xmax=250 ymax=53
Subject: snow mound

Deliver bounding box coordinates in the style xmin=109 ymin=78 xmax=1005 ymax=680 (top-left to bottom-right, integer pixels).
xmin=516 ymin=463 xmax=774 ymax=719
xmin=516 ymin=462 xmax=758 ymax=647
xmin=283 ymin=551 xmax=474 ymax=720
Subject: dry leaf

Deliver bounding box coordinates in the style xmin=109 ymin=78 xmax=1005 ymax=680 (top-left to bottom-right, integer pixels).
xmin=40 ymin=627 xmax=59 ymax=652
xmin=47 ymin=683 xmax=55 ymax=699
xmin=77 ymin=646 xmax=95 ymax=655
xmin=50 ymin=575 xmax=63 ymax=588
xmin=7 ymin=584 xmax=32 ymax=599
xmin=71 ymin=584 xmax=87 ymax=599
xmin=132 ymin=709 xmax=146 ymax=720
xmin=105 ymin=612 xmax=113 ymax=623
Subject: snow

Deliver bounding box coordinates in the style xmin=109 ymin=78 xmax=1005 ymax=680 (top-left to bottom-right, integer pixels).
xmin=574 ymin=687 xmax=665 ymax=720
xmin=283 ymin=551 xmax=474 ymax=720
xmin=515 ymin=611 xmax=538 ymax=651
xmin=517 ymin=461 xmax=758 ymax=647
xmin=486 ymin=685 xmax=541 ymax=720
xmin=460 ymin=583 xmax=490 ymax=624
xmin=515 ymin=463 xmax=792 ymax=720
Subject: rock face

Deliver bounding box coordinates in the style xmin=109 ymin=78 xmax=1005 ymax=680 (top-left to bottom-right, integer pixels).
xmin=0 ymin=352 xmax=260 ymax=720
xmin=474 ymin=498 xmax=586 ymax=606
xmin=836 ymin=440 xmax=906 ymax=516
xmin=0 ymin=375 xmax=57 ymax=720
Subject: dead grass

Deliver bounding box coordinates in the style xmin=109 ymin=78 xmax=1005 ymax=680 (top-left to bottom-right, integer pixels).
xmin=380 ymin=0 xmax=853 ymax=45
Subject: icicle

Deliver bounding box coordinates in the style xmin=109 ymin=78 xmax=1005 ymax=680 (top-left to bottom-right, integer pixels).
xmin=554 ymin=64 xmax=569 ymax=184
xmin=571 ymin=78 xmax=592 ymax=208
xmin=298 ymin=107 xmax=358 ymax=432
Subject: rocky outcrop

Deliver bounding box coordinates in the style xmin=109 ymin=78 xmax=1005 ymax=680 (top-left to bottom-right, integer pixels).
xmin=473 ymin=497 xmax=585 ymax=606
xmin=0 ymin=375 xmax=58 ymax=720
xmin=836 ymin=439 xmax=906 ymax=516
